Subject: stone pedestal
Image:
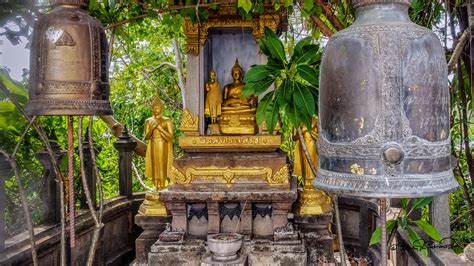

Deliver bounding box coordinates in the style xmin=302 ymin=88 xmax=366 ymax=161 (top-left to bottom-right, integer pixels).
xmin=248 ymin=239 xmax=307 ymax=265
xmin=134 ymin=214 xmax=171 ymax=264
xmin=147 ymin=237 xmax=306 ymax=266
xmin=294 ymin=213 xmax=335 ymax=265
xmin=160 ymin=178 xmax=297 ymax=236
xmin=148 ymin=239 xmax=206 ymax=266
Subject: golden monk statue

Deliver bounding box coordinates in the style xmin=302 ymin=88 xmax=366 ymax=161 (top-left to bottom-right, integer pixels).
xmin=140 ymin=96 xmax=174 ymax=216
xmin=222 ymin=59 xmax=255 ymax=108
xmin=204 ymin=68 xmax=222 ymax=124
xmin=144 ymin=96 xmax=174 ymax=189
xmin=294 ymin=117 xmax=331 ymax=214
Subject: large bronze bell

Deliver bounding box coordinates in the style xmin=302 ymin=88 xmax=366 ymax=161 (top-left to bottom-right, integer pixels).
xmin=314 ymin=0 xmax=458 ymax=197
xmin=26 ymin=0 xmax=112 ymax=115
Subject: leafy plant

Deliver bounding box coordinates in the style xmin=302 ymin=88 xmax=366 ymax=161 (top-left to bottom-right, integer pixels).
xmin=242 ymin=27 xmax=321 ymax=134
xmin=369 ymin=197 xmax=443 ymax=256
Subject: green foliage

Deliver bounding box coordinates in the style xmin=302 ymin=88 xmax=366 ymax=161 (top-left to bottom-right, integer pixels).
xmin=0 ymin=70 xmax=44 ymax=236
xmin=238 ymin=0 xmax=253 ymax=13
xmin=243 ymin=28 xmax=321 ymax=134
xmin=369 ymin=197 xmax=443 ymax=256
xmin=409 ymin=0 xmax=444 ymax=29
xmin=0 ymin=69 xmax=28 ymax=130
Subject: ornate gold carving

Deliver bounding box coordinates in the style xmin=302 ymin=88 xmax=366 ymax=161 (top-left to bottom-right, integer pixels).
xmin=170 ymin=164 xmax=290 ymax=185
xmin=179 ymin=135 xmax=281 ymax=151
xmin=183 ymin=17 xmax=199 ymax=55
xmin=182 ymin=14 xmax=281 ymax=55
xmin=169 ymin=165 xmax=190 ymax=184
xmin=268 ymin=165 xmax=289 ymax=184
xmin=180 ymin=108 xmax=199 ymax=134
xmin=217 ymin=5 xmax=239 ymax=16
xmin=199 ymin=19 xmax=261 ymax=45
xmin=260 ymin=120 xmax=281 ymax=135
xmin=184 ymin=166 xmax=273 ymax=185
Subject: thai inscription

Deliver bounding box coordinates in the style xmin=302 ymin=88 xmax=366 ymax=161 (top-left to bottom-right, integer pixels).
xmin=179 ymin=135 xmax=281 ymax=149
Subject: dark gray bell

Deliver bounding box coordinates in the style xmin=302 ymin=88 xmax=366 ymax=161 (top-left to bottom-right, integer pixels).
xmin=314 ymin=0 xmax=458 ymax=197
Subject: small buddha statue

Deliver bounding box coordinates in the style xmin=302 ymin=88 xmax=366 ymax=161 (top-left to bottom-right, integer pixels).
xmin=204 ymin=68 xmax=222 ymax=124
xmin=144 ymin=96 xmax=174 ymax=189
xmin=222 ymin=59 xmax=256 ymax=108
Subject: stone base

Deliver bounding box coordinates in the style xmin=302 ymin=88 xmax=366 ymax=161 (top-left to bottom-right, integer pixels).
xmin=147 ymin=237 xmax=306 ymax=266
xmin=160 ymin=177 xmax=298 ymax=236
xmin=247 ymin=239 xmax=307 ymax=265
xmin=169 ymin=151 xmax=290 ymax=192
xmin=201 ymin=253 xmax=247 ymax=266
xmin=148 ymin=239 xmax=206 ymax=266
xmin=294 ymin=213 xmax=335 ymax=264
xmin=134 ymin=214 xmax=172 ymax=264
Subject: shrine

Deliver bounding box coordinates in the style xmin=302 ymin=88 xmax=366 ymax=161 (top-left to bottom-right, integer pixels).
xmin=133 ymin=3 xmax=333 ymax=265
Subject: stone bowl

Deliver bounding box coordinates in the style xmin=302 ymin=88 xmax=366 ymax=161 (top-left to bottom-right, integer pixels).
xmin=207 ymin=233 xmax=243 ymax=262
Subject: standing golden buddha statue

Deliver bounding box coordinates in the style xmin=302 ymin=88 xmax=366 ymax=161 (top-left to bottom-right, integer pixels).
xmin=205 ymin=68 xmax=223 ymax=122
xmin=204 ymin=68 xmax=222 ymax=134
xmin=139 ymin=96 xmax=174 ymax=216
xmin=294 ymin=117 xmax=332 ymax=214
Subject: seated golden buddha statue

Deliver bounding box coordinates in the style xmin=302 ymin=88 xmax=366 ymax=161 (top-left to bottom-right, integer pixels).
xmin=218 ymin=59 xmax=258 ymax=135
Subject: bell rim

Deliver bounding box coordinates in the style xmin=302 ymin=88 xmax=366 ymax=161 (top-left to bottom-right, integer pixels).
xmin=26 ymin=100 xmax=113 ymax=116
xmin=313 ymin=170 xmax=458 ymax=198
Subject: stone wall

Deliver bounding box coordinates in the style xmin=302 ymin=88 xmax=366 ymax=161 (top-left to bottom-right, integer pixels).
xmin=0 ymin=194 xmax=144 ymax=265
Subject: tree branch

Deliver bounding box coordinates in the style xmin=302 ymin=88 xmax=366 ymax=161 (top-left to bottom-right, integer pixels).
xmin=314 ymin=0 xmax=345 ymax=31
xmin=310 ymin=15 xmax=335 ymax=37
xmin=105 ymin=14 xmax=149 ymax=30
xmin=104 ymin=0 xmax=238 ymax=31
xmin=451 ymin=207 xmax=474 ymax=225
xmin=77 ymin=117 xmax=103 ymax=266
xmin=172 ymin=38 xmax=187 ymax=109
xmin=88 ymin=118 xmax=104 ymax=222
xmin=99 ymin=116 xmax=147 ymax=156
xmin=448 ymin=29 xmax=469 ymax=73
xmin=148 ymin=62 xmax=177 ymax=73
